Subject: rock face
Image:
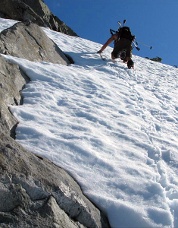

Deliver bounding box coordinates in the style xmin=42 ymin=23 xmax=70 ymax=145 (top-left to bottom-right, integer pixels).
xmin=0 ymin=0 xmax=78 ymax=36
xmin=0 ymin=133 xmax=109 ymax=228
xmin=0 ymin=55 xmax=29 ymax=138
xmin=0 ymin=22 xmax=71 ymax=64
xmin=0 ymin=21 xmax=110 ymax=228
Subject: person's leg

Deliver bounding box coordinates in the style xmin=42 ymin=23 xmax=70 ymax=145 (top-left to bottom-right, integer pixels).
xmin=111 ymin=51 xmax=119 ymax=59
xmin=111 ymin=39 xmax=125 ymax=59
xmin=125 ymin=42 xmax=132 ymax=61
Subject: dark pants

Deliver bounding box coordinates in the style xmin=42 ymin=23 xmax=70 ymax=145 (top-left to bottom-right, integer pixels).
xmin=111 ymin=38 xmax=132 ymax=59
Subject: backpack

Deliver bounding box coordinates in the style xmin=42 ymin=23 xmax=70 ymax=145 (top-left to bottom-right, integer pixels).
xmin=118 ymin=26 xmax=135 ymax=41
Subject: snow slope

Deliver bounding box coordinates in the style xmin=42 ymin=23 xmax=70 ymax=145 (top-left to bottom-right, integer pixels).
xmin=1 ymin=18 xmax=178 ymax=227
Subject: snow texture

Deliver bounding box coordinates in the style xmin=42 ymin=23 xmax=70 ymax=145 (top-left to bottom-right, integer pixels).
xmin=1 ymin=18 xmax=178 ymax=228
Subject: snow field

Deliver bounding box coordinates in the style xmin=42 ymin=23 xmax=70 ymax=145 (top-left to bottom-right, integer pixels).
xmin=1 ymin=19 xmax=178 ymax=227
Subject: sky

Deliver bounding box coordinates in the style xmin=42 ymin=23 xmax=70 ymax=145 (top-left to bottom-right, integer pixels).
xmin=44 ymin=0 xmax=178 ymax=67
xmin=1 ymin=18 xmax=178 ymax=228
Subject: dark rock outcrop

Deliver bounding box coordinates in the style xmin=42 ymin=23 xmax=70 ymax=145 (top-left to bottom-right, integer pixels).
xmin=0 ymin=22 xmax=71 ymax=64
xmin=0 ymin=0 xmax=78 ymax=36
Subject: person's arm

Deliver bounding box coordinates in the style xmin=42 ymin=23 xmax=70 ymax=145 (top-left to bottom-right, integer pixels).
xmin=97 ymin=34 xmax=116 ymax=53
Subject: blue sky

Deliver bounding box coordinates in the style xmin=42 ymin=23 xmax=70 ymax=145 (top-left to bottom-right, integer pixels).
xmin=44 ymin=0 xmax=178 ymax=67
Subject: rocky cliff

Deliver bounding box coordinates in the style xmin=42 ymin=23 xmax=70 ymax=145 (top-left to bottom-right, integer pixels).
xmin=0 ymin=1 xmax=110 ymax=227
xmin=0 ymin=0 xmax=78 ymax=36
